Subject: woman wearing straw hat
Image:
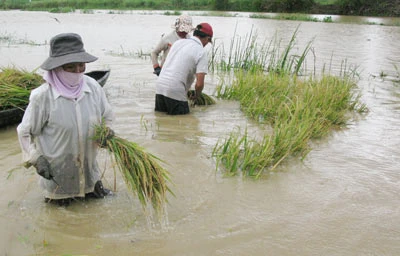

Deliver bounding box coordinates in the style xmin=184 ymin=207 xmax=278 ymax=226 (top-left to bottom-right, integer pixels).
xmin=155 ymin=22 xmax=213 ymax=115
xmin=17 ymin=33 xmax=115 ymax=206
xmin=151 ymin=14 xmax=194 ymax=76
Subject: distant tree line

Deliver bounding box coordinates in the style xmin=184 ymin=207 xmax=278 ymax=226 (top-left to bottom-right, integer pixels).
xmin=0 ymin=0 xmax=399 ymax=17
xmin=335 ymin=0 xmax=400 ymax=16
xmin=215 ymin=0 xmax=400 ymax=16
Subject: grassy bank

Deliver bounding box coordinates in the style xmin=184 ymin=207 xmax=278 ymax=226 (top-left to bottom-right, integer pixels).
xmin=0 ymin=0 xmax=214 ymax=12
xmin=0 ymin=0 xmax=398 ymax=17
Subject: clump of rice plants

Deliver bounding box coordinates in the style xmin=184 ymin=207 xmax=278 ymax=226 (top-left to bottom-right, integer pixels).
xmin=209 ymin=25 xmax=311 ymax=76
xmin=213 ymin=128 xmax=275 ymax=178
xmin=212 ymin=25 xmax=367 ymax=177
xmin=213 ymin=69 xmax=368 ymax=177
xmin=209 ymin=24 xmax=270 ymax=73
xmin=93 ymin=123 xmax=174 ymax=218
xmin=0 ymin=67 xmax=43 ymax=110
xmin=187 ymin=90 xmax=216 ymax=106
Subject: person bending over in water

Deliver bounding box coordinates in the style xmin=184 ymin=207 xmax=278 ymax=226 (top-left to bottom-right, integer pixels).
xmin=155 ymin=23 xmax=213 ymax=115
xmin=151 ymin=14 xmax=194 ymax=76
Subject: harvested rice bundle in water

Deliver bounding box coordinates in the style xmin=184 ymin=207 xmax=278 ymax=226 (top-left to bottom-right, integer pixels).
xmin=187 ymin=90 xmax=216 ymax=106
xmin=0 ymin=67 xmax=43 ymax=110
xmin=94 ymin=123 xmax=173 ymax=216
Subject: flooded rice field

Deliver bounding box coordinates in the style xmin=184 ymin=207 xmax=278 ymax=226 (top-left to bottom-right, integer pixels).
xmin=0 ymin=10 xmax=399 ymax=256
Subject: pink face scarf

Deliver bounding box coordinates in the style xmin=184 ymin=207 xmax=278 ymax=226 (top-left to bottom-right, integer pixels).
xmin=43 ymin=68 xmax=84 ymax=99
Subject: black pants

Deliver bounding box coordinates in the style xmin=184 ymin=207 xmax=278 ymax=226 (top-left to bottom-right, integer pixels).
xmin=155 ymin=94 xmax=190 ymax=115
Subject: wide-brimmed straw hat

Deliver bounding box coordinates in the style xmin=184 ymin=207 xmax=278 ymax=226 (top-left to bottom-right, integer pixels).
xmin=40 ymin=33 xmax=98 ymax=71
xmin=172 ymin=15 xmax=194 ymax=33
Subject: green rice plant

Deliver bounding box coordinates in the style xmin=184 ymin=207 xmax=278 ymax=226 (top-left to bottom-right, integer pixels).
xmin=0 ymin=31 xmax=13 ymax=42
xmin=214 ymin=66 xmax=367 ymax=177
xmin=392 ymin=63 xmax=400 ymax=80
xmin=0 ymin=67 xmax=43 ymax=110
xmin=212 ymin=129 xmax=247 ymax=176
xmin=187 ymin=90 xmax=216 ymax=106
xmin=211 ymin=25 xmax=313 ymax=77
xmin=268 ymin=25 xmax=313 ymax=75
xmin=241 ymin=135 xmax=274 ymax=177
xmin=0 ymin=33 xmax=41 ymax=46
xmin=210 ymin=25 xmax=270 ymax=73
xmin=93 ymin=123 xmax=173 ymax=217
xmin=272 ymin=101 xmax=313 ymax=161
xmin=217 ymin=70 xmax=295 ymax=123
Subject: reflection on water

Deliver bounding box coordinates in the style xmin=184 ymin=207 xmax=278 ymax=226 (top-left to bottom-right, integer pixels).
xmin=0 ymin=10 xmax=399 ymax=256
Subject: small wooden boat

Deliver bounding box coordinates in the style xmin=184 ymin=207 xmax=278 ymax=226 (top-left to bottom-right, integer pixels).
xmin=85 ymin=70 xmax=110 ymax=87
xmin=0 ymin=107 xmax=25 ymax=128
xmin=0 ymin=70 xmax=111 ymax=128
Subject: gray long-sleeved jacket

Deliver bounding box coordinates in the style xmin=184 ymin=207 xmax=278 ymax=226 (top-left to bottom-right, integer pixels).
xmin=17 ymin=75 xmax=114 ymax=199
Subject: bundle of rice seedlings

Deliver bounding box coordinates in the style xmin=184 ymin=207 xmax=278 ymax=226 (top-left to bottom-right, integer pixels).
xmin=93 ymin=123 xmax=173 ymax=217
xmin=187 ymin=90 xmax=216 ymax=106
xmin=0 ymin=67 xmax=43 ymax=110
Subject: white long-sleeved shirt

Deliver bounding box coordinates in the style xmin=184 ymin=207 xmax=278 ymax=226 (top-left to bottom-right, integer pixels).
xmin=156 ymin=36 xmax=208 ymax=101
xmin=151 ymin=30 xmax=188 ymax=68
xmin=17 ymin=75 xmax=114 ymax=199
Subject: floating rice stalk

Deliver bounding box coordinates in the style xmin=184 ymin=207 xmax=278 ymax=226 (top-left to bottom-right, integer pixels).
xmin=93 ymin=123 xmax=173 ymax=217
xmin=0 ymin=67 xmax=43 ymax=110
xmin=187 ymin=90 xmax=216 ymax=106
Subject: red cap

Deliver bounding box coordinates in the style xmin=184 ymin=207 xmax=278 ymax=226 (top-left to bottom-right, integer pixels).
xmin=198 ymin=23 xmax=213 ymax=38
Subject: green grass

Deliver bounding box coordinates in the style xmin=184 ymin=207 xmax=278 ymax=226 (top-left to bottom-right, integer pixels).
xmin=211 ymin=28 xmax=367 ymax=178
xmin=210 ymin=25 xmax=311 ymax=76
xmin=213 ymin=71 xmax=367 ymax=177
xmin=315 ymin=0 xmax=336 ymax=4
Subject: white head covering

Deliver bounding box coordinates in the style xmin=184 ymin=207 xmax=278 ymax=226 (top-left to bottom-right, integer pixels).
xmin=172 ymin=15 xmax=194 ymax=33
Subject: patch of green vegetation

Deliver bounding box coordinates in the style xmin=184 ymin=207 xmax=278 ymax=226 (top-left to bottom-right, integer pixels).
xmin=0 ymin=67 xmax=44 ymax=110
xmin=163 ymin=10 xmax=181 ymax=16
xmin=323 ymin=16 xmax=333 ymax=22
xmin=211 ymin=27 xmax=367 ymax=178
xmin=275 ymin=13 xmax=319 ymax=22
xmin=49 ymin=7 xmax=75 ymax=13
xmin=315 ymin=0 xmax=336 ymax=4
xmin=0 ymin=32 xmax=43 ymax=45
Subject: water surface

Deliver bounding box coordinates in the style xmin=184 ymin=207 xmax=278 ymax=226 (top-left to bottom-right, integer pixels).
xmin=0 ymin=10 xmax=399 ymax=256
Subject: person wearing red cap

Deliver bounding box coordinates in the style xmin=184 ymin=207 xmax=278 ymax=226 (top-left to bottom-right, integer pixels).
xmin=151 ymin=15 xmax=194 ymax=76
xmin=155 ymin=22 xmax=213 ymax=115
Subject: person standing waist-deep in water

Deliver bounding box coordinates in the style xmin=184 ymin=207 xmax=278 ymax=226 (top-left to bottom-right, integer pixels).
xmin=17 ymin=33 xmax=115 ymax=206
xmin=155 ymin=23 xmax=214 ymax=115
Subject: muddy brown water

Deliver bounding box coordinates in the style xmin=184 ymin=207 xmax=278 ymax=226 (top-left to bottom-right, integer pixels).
xmin=1 ymin=10 xmax=399 ymax=256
